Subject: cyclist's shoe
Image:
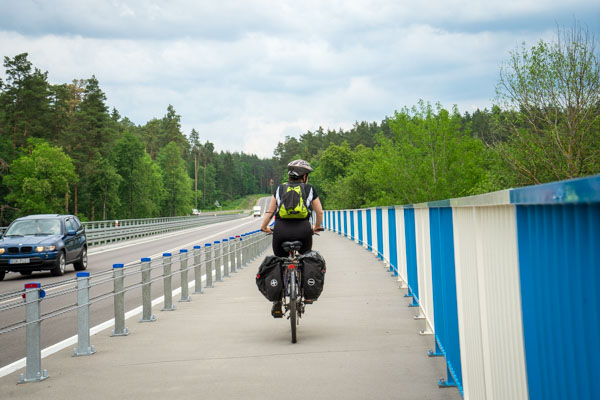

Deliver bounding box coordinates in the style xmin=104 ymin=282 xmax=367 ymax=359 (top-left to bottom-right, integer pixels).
xmin=271 ymin=301 xmax=283 ymax=318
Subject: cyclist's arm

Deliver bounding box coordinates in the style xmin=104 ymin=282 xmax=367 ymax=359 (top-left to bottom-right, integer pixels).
xmin=311 ymin=198 xmax=324 ymax=232
xmin=260 ymin=196 xmax=278 ymax=233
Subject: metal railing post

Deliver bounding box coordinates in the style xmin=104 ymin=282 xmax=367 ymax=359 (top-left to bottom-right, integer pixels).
xmin=179 ymin=249 xmax=191 ymax=302
xmin=193 ymin=245 xmax=203 ymax=294
xmin=111 ymin=264 xmax=129 ymax=336
xmin=229 ymin=236 xmax=237 ymax=273
xmin=162 ymin=253 xmax=176 ymax=311
xmin=214 ymin=240 xmax=223 ymax=282
xmin=73 ymin=272 xmax=96 ymax=356
xmin=140 ymin=258 xmax=156 ymax=322
xmin=18 ymin=283 xmax=48 ymax=383
xmin=234 ymin=235 xmax=241 ymax=270
xmin=205 ymin=243 xmax=213 ymax=288
xmin=241 ymin=233 xmax=248 ymax=267
xmin=223 ymin=238 xmax=230 ymax=278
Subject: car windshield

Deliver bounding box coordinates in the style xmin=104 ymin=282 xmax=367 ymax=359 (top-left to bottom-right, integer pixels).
xmin=5 ymin=219 xmax=62 ymax=236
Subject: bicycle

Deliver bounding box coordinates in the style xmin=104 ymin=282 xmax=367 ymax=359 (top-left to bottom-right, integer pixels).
xmin=279 ymin=227 xmax=324 ymax=343
xmin=280 ymin=240 xmax=304 ymax=343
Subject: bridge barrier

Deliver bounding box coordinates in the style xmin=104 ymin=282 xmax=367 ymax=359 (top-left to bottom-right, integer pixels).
xmin=324 ymin=174 xmax=600 ymax=400
xmin=0 ymin=230 xmax=272 ymax=383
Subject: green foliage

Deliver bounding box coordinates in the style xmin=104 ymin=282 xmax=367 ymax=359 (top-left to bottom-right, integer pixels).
xmin=159 ymin=142 xmax=193 ymax=216
xmin=494 ymin=22 xmax=600 ymax=184
xmin=113 ymin=132 xmax=164 ymax=219
xmin=314 ymin=103 xmax=493 ymax=209
xmin=3 ymin=140 xmax=76 ymax=214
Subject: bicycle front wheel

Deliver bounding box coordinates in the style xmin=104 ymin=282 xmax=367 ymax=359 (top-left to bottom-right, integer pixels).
xmin=290 ymin=270 xmax=297 ymax=343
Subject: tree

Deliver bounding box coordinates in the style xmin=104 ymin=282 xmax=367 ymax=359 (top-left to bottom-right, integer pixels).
xmin=0 ymin=53 xmax=52 ymax=153
xmin=3 ymin=139 xmax=77 ymax=215
xmin=113 ymin=132 xmax=164 ymax=218
xmin=158 ymin=142 xmax=193 ymax=216
xmin=84 ymin=156 xmax=122 ymax=220
xmin=494 ymin=21 xmax=600 ymax=184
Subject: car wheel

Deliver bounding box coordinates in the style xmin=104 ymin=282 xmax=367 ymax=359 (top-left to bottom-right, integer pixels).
xmin=0 ymin=270 xmax=5 ymax=281
xmin=74 ymin=247 xmax=88 ymax=271
xmin=51 ymin=252 xmax=66 ymax=276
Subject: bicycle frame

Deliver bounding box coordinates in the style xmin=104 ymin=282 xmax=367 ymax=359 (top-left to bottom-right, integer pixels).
xmin=281 ymin=246 xmax=304 ymax=343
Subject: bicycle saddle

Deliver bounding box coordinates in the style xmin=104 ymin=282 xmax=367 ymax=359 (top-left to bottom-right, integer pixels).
xmin=281 ymin=241 xmax=303 ymax=253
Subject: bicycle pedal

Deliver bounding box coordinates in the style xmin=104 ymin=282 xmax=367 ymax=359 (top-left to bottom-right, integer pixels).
xmin=272 ymin=310 xmax=283 ymax=319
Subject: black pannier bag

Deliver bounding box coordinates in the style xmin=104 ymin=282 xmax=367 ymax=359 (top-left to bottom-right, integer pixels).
xmin=299 ymin=250 xmax=326 ymax=301
xmin=256 ymin=256 xmax=284 ymax=301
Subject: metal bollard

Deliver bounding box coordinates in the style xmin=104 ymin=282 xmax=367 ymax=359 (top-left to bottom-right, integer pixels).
xmin=179 ymin=249 xmax=191 ymax=302
xmin=205 ymin=243 xmax=213 ymax=288
xmin=73 ymin=272 xmax=96 ymax=356
xmin=233 ymin=235 xmax=241 ymax=270
xmin=162 ymin=253 xmax=176 ymax=311
xmin=241 ymin=233 xmax=248 ymax=267
xmin=18 ymin=283 xmax=48 ymax=383
xmin=193 ymin=245 xmax=203 ymax=294
xmin=111 ymin=264 xmax=129 ymax=336
xmin=223 ymin=238 xmax=230 ymax=278
xmin=214 ymin=241 xmax=223 ymax=282
xmin=140 ymin=258 xmax=156 ymax=322
xmin=230 ymin=236 xmax=237 ymax=272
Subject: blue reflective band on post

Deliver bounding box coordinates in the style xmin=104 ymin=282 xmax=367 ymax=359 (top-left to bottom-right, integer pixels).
xmin=76 ymin=272 xmax=90 ymax=277
xmin=113 ymin=264 xmax=124 ymax=269
xmin=222 ymin=239 xmax=228 ymax=242
xmin=230 ymin=237 xmax=235 ymax=240
xmin=214 ymin=241 xmax=220 ymax=244
xmin=163 ymin=253 xmax=172 ymax=257
xmin=193 ymin=245 xmax=201 ymax=249
xmin=180 ymin=249 xmax=188 ymax=253
xmin=205 ymin=243 xmax=212 ymax=247
xmin=141 ymin=257 xmax=151 ymax=262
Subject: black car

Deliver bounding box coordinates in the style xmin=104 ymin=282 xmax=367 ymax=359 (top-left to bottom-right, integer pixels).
xmin=0 ymin=214 xmax=87 ymax=281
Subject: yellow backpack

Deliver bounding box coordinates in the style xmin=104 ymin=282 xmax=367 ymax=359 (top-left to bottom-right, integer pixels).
xmin=278 ymin=183 xmax=309 ymax=219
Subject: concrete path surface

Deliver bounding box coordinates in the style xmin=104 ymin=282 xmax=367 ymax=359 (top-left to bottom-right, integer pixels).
xmin=0 ymin=231 xmax=461 ymax=400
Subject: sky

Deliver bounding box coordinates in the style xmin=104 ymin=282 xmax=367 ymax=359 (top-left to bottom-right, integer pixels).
xmin=0 ymin=1 xmax=598 ymax=158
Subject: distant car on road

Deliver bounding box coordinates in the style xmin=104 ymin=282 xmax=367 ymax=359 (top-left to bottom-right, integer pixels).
xmin=253 ymin=206 xmax=262 ymax=217
xmin=0 ymin=214 xmax=87 ymax=281
xmin=192 ymin=208 xmax=201 ymax=215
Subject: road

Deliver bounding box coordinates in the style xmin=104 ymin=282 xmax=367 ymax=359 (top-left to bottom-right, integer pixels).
xmin=0 ymin=197 xmax=271 ymax=369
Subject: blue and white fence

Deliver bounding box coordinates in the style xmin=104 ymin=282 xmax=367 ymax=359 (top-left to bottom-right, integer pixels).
xmin=324 ymin=175 xmax=600 ymax=400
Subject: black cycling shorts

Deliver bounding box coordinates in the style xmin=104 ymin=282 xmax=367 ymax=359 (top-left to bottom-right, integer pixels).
xmin=272 ymin=218 xmax=312 ymax=257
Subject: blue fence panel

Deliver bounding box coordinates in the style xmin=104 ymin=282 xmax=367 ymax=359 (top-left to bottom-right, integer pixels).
xmin=387 ymin=207 xmax=398 ymax=275
xmin=404 ymin=208 xmax=419 ymax=306
xmin=376 ymin=208 xmax=384 ymax=260
xmin=357 ymin=210 xmax=363 ymax=245
xmin=516 ymin=203 xmax=600 ymax=400
xmin=429 ymin=207 xmax=463 ymax=394
xmin=350 ymin=210 xmax=355 ymax=240
xmin=343 ymin=210 xmax=348 ymax=237
xmin=366 ymin=209 xmax=373 ymax=251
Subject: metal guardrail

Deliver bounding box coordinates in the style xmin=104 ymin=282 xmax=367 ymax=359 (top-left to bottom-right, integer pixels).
xmin=0 ymin=229 xmax=272 ymax=383
xmin=1 ymin=213 xmax=248 ymax=247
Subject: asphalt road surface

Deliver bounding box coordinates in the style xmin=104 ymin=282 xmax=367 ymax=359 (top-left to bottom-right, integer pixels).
xmin=0 ymin=197 xmax=271 ymax=369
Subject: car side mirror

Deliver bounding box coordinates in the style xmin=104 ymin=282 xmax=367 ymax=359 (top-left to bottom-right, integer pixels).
xmin=67 ymin=230 xmax=77 ymax=236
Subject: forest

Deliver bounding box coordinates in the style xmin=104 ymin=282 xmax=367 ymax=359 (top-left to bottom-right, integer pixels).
xmin=1 ymin=23 xmax=598 ymax=224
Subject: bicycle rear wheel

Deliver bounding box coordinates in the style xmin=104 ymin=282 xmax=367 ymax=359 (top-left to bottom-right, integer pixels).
xmin=290 ymin=270 xmax=297 ymax=343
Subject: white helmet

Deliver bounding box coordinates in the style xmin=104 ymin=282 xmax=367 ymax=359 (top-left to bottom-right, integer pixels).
xmin=287 ymin=159 xmax=313 ymax=177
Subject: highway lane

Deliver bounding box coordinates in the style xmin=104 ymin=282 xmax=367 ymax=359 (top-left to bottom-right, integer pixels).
xmin=0 ymin=197 xmax=272 ymax=369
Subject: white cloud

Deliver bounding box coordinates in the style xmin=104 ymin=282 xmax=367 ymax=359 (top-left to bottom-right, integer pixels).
xmin=0 ymin=1 xmax=598 ymax=157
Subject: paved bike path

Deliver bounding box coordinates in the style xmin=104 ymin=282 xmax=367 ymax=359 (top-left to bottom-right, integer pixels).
xmin=0 ymin=231 xmax=460 ymax=400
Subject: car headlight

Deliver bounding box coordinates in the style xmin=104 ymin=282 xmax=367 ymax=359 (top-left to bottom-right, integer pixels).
xmin=35 ymin=245 xmax=56 ymax=252
xmin=0 ymin=248 xmax=4 ymax=255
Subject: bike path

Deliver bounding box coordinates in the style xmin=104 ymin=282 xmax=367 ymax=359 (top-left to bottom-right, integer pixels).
xmin=0 ymin=231 xmax=460 ymax=400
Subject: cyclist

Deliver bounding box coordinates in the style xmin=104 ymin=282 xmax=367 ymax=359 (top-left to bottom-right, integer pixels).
xmin=260 ymin=159 xmax=324 ymax=317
